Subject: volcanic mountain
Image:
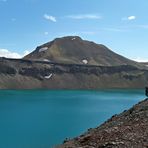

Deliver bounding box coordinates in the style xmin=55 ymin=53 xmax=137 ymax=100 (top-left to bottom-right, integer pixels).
xmin=0 ymin=36 xmax=148 ymax=89
xmin=24 ymin=36 xmax=140 ymax=67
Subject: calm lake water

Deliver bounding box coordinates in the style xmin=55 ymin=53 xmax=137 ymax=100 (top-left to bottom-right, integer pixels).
xmin=0 ymin=89 xmax=145 ymax=148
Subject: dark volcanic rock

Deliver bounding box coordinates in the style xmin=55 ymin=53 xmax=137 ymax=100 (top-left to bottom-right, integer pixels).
xmin=0 ymin=58 xmax=148 ymax=89
xmin=56 ymin=98 xmax=148 ymax=148
xmin=0 ymin=63 xmax=16 ymax=75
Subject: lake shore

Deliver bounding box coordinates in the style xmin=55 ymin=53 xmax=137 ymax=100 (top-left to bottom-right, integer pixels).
xmin=57 ymin=98 xmax=148 ymax=148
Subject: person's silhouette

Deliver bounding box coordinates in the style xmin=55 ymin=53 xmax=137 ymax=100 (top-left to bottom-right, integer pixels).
xmin=145 ymin=87 xmax=148 ymax=97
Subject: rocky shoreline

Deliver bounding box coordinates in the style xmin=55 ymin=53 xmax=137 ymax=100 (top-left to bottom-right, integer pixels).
xmin=57 ymin=98 xmax=148 ymax=148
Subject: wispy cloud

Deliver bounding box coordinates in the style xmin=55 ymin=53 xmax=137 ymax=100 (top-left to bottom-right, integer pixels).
xmin=43 ymin=14 xmax=57 ymax=22
xmin=133 ymin=57 xmax=148 ymax=62
xmin=66 ymin=14 xmax=102 ymax=20
xmin=121 ymin=24 xmax=148 ymax=30
xmin=103 ymin=27 xmax=127 ymax=32
xmin=122 ymin=15 xmax=136 ymax=21
xmin=0 ymin=49 xmax=30 ymax=59
xmin=44 ymin=31 xmax=49 ymax=35
xmin=136 ymin=25 xmax=148 ymax=29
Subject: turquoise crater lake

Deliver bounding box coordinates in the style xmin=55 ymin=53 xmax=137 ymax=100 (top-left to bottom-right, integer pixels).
xmin=0 ymin=90 xmax=145 ymax=148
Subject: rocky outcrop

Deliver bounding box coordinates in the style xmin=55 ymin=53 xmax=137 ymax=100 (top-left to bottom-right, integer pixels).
xmin=56 ymin=98 xmax=148 ymax=148
xmin=0 ymin=58 xmax=148 ymax=89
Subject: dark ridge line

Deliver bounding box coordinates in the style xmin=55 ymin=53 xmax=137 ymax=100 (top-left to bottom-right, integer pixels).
xmin=0 ymin=57 xmax=140 ymax=69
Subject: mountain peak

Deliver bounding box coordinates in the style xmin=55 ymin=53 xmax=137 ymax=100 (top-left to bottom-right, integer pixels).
xmin=24 ymin=36 xmax=138 ymax=66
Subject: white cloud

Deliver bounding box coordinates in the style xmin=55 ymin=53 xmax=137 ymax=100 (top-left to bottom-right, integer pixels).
xmin=122 ymin=16 xmax=136 ymax=21
xmin=133 ymin=57 xmax=148 ymax=62
xmin=66 ymin=14 xmax=102 ymax=20
xmin=128 ymin=16 xmax=136 ymax=20
xmin=0 ymin=49 xmax=30 ymax=59
xmin=43 ymin=14 xmax=57 ymax=22
xmin=0 ymin=49 xmax=21 ymax=58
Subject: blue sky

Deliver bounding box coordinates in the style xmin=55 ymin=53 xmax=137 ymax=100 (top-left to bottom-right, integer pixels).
xmin=0 ymin=0 xmax=148 ymax=61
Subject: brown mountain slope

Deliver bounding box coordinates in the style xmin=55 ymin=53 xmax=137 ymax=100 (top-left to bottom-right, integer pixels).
xmin=24 ymin=36 xmax=140 ymax=67
xmin=56 ymin=98 xmax=148 ymax=148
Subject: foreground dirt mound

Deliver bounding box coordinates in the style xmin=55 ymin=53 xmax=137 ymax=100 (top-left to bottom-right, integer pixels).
xmin=57 ymin=98 xmax=148 ymax=148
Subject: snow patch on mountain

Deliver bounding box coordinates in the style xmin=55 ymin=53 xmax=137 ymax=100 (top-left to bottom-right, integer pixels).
xmin=44 ymin=74 xmax=53 ymax=79
xmin=39 ymin=47 xmax=48 ymax=52
xmin=82 ymin=59 xmax=88 ymax=64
